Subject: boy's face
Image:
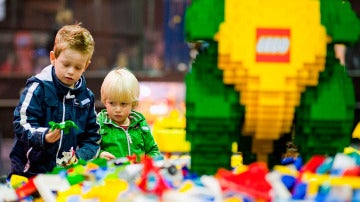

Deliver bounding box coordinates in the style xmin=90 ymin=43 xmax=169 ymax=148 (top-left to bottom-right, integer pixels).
xmin=50 ymin=49 xmax=91 ymax=88
xmin=104 ymin=99 xmax=132 ymax=126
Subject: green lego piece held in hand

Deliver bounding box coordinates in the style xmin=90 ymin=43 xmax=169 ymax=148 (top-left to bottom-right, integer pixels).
xmin=49 ymin=120 xmax=78 ymax=134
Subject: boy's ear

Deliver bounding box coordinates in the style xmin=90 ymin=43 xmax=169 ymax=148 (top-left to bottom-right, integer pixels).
xmin=49 ymin=51 xmax=55 ymax=66
xmin=84 ymin=60 xmax=91 ymax=71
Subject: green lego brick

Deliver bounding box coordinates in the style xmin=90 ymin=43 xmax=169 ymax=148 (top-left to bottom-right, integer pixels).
xmin=185 ymin=117 xmax=242 ymax=133
xmin=297 ymin=63 xmax=355 ymax=122
xmin=294 ymin=121 xmax=352 ymax=162
xmin=189 ymin=139 xmax=235 ymax=151
xmin=191 ymin=152 xmax=232 ymax=166
xmin=190 ymin=151 xmax=233 ymax=175
xmin=190 ymin=165 xmax=219 ymax=176
xmin=321 ymin=0 xmax=360 ymax=43
xmin=185 ymin=0 xmax=224 ymax=41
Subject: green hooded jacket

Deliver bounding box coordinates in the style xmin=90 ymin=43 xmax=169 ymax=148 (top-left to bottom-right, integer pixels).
xmin=97 ymin=109 xmax=161 ymax=159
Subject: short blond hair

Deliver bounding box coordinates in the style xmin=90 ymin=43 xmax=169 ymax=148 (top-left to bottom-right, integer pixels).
xmin=53 ymin=23 xmax=95 ymax=60
xmin=101 ymin=67 xmax=140 ymax=107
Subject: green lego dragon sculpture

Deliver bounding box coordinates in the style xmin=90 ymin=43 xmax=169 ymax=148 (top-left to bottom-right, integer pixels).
xmin=185 ymin=0 xmax=360 ymax=175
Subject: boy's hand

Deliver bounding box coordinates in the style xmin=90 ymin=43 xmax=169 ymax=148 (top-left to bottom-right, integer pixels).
xmin=99 ymin=151 xmax=116 ymax=160
xmin=45 ymin=128 xmax=61 ymax=143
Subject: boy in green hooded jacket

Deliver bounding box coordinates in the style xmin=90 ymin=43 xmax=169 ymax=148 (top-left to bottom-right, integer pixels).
xmin=97 ymin=67 xmax=161 ymax=160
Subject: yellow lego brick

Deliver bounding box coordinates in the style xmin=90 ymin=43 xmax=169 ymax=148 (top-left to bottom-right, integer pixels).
xmin=218 ymin=54 xmax=230 ymax=70
xmin=352 ymin=122 xmax=360 ymax=139
xmin=257 ymin=125 xmax=282 ymax=137
xmin=152 ymin=109 xmax=190 ymax=153
xmin=302 ymin=172 xmax=360 ymax=196
xmin=10 ymin=174 xmax=29 ymax=189
xmin=153 ymin=128 xmax=190 ymax=153
xmin=242 ymin=120 xmax=256 ymax=135
xmin=343 ymin=146 xmax=360 ymax=155
xmin=273 ymin=165 xmax=299 ymax=177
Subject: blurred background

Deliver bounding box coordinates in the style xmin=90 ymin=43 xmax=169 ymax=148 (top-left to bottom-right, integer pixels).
xmin=0 ymin=0 xmax=190 ymax=176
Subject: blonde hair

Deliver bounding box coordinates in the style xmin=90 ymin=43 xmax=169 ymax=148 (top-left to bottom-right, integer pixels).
xmin=53 ymin=23 xmax=95 ymax=60
xmin=101 ymin=67 xmax=140 ymax=107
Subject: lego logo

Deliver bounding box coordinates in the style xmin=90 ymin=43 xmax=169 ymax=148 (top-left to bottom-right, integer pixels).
xmin=256 ymin=36 xmax=289 ymax=54
xmin=256 ymin=28 xmax=290 ymax=62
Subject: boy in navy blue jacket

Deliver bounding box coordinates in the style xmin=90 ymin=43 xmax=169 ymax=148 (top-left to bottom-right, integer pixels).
xmin=9 ymin=23 xmax=101 ymax=178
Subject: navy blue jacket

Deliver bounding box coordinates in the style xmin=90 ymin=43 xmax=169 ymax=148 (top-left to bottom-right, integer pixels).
xmin=9 ymin=65 xmax=101 ymax=177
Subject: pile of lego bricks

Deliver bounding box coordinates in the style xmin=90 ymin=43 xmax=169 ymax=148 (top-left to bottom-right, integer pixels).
xmin=1 ymin=148 xmax=360 ymax=202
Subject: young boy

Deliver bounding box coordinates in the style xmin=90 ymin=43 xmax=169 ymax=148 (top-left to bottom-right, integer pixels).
xmin=9 ymin=24 xmax=101 ymax=178
xmin=97 ymin=67 xmax=161 ymax=161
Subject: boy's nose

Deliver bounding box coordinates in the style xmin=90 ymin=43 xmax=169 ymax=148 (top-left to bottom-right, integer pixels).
xmin=67 ymin=67 xmax=75 ymax=74
xmin=115 ymin=105 xmax=123 ymax=111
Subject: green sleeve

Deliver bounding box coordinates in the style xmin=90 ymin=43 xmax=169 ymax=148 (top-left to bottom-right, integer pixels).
xmin=140 ymin=120 xmax=162 ymax=157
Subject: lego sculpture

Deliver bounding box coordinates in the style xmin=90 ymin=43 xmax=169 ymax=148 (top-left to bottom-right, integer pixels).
xmin=185 ymin=0 xmax=360 ymax=175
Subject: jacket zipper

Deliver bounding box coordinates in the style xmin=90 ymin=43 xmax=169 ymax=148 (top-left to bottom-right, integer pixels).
xmin=117 ymin=124 xmax=133 ymax=156
xmin=55 ymin=91 xmax=73 ymax=165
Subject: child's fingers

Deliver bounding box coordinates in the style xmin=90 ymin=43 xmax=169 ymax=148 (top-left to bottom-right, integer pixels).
xmin=100 ymin=152 xmax=115 ymax=160
xmin=45 ymin=129 xmax=61 ymax=143
xmin=107 ymin=153 xmax=116 ymax=160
